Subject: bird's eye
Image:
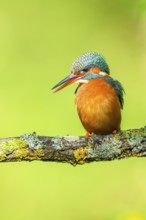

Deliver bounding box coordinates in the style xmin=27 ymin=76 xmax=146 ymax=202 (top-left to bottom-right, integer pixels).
xmin=80 ymin=68 xmax=89 ymax=74
xmin=83 ymin=68 xmax=89 ymax=72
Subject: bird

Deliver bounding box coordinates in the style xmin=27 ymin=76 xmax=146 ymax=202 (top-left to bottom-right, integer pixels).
xmin=52 ymin=52 xmax=124 ymax=136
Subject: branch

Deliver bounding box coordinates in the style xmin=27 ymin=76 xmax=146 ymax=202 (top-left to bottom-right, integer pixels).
xmin=0 ymin=127 xmax=146 ymax=165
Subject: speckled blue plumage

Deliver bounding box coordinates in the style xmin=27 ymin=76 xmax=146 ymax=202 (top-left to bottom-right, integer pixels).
xmin=71 ymin=52 xmax=110 ymax=74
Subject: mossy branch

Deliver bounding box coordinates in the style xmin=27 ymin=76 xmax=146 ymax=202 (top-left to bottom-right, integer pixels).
xmin=0 ymin=127 xmax=146 ymax=165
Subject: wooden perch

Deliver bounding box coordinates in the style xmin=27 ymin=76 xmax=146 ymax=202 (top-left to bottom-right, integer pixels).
xmin=0 ymin=127 xmax=146 ymax=165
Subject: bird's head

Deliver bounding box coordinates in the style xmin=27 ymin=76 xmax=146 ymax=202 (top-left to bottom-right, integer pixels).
xmin=52 ymin=52 xmax=110 ymax=92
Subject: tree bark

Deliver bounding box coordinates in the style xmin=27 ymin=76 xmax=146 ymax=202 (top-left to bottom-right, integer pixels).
xmin=0 ymin=127 xmax=146 ymax=165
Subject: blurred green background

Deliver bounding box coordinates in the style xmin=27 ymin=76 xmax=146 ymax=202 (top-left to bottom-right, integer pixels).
xmin=0 ymin=0 xmax=146 ymax=219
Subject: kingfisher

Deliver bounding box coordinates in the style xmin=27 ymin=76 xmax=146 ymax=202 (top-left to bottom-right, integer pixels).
xmin=52 ymin=52 xmax=124 ymax=136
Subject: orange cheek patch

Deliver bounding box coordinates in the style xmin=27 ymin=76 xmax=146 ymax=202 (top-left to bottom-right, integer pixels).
xmin=89 ymin=67 xmax=101 ymax=73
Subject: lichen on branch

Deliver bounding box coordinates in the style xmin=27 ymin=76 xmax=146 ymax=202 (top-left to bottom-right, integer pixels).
xmin=0 ymin=127 xmax=146 ymax=165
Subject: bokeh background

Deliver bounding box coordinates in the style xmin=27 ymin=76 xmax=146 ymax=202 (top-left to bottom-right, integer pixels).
xmin=0 ymin=0 xmax=146 ymax=219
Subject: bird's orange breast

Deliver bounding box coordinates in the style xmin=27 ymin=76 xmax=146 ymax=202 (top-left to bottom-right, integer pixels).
xmin=75 ymin=78 xmax=122 ymax=134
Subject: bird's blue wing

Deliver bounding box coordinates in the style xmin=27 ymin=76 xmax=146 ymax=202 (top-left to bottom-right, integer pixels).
xmin=105 ymin=77 xmax=124 ymax=109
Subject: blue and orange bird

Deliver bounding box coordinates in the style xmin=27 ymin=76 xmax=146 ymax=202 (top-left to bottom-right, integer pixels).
xmin=52 ymin=52 xmax=124 ymax=135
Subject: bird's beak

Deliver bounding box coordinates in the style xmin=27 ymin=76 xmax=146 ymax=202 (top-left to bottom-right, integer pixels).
xmin=52 ymin=73 xmax=83 ymax=93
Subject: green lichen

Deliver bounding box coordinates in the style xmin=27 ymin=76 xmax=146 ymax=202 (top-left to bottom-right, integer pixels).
xmin=15 ymin=148 xmax=29 ymax=159
xmin=26 ymin=149 xmax=44 ymax=161
xmin=0 ymin=136 xmax=44 ymax=161
xmin=14 ymin=148 xmax=44 ymax=160
xmin=31 ymin=149 xmax=44 ymax=159
xmin=0 ymin=150 xmax=6 ymax=161
xmin=0 ymin=139 xmax=28 ymax=153
xmin=73 ymin=147 xmax=88 ymax=163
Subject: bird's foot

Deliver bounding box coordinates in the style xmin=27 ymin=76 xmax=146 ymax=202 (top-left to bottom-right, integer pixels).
xmin=85 ymin=132 xmax=90 ymax=139
xmin=112 ymin=130 xmax=117 ymax=134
